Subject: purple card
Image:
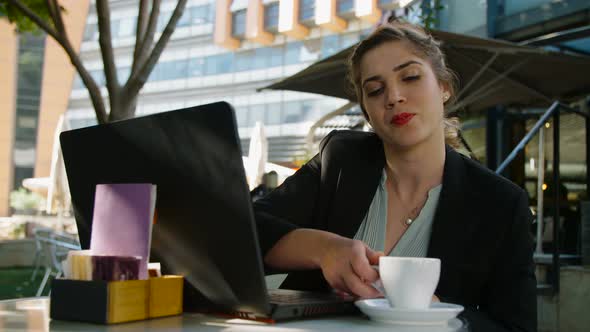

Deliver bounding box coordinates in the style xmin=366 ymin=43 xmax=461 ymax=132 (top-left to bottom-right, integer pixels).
xmin=90 ymin=183 xmax=156 ymax=279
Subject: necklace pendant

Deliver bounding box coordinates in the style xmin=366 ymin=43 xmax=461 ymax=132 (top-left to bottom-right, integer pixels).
xmin=405 ymin=218 xmax=413 ymax=226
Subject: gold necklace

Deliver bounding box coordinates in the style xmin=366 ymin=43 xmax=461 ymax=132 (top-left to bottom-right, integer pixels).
xmin=388 ymin=180 xmax=428 ymax=227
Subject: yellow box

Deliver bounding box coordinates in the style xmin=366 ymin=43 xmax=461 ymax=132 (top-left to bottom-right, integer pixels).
xmin=107 ymin=279 xmax=149 ymax=323
xmin=149 ymin=275 xmax=184 ymax=318
xmin=50 ymin=275 xmax=183 ymax=324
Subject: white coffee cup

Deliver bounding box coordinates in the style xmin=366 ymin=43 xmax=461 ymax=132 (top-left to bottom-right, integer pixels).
xmin=377 ymin=256 xmax=441 ymax=309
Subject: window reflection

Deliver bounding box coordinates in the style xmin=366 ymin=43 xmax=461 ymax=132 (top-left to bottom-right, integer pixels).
xmin=82 ymin=4 xmax=212 ymax=42
xmin=299 ymin=0 xmax=315 ymax=23
xmin=321 ymin=35 xmax=340 ymax=58
xmin=248 ymin=104 xmax=266 ymax=127
xmin=176 ymin=8 xmax=192 ymax=27
xmin=235 ymin=50 xmax=254 ymax=72
xmin=232 ymin=9 xmax=247 ymax=38
xmin=337 ymin=0 xmax=355 ymax=14
xmin=189 ymin=58 xmax=205 ymax=76
xmin=157 ymin=10 xmax=172 ymax=32
xmin=205 ymin=53 xmax=234 ymax=75
xmin=191 ymin=4 xmax=212 ymax=25
xmin=264 ymin=2 xmax=280 ymax=31
xmin=75 ymin=34 xmax=358 ymax=88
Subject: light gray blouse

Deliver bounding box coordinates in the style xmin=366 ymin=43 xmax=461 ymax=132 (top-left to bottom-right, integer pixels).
xmin=353 ymin=169 xmax=442 ymax=257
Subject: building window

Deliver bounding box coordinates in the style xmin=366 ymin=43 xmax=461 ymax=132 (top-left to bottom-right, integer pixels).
xmin=232 ymin=9 xmax=247 ymax=38
xmin=176 ymin=8 xmax=191 ymax=27
xmin=205 ymin=53 xmax=234 ymax=75
xmin=90 ymin=70 xmax=105 ymax=86
xmin=337 ymin=0 xmax=354 ymax=14
xmin=191 ymin=4 xmax=211 ymax=25
xmin=157 ymin=10 xmax=172 ymax=32
xmin=266 ymin=102 xmax=282 ymax=125
xmin=83 ymin=23 xmax=97 ymax=41
xmin=234 ymin=106 xmax=249 ymax=127
xmin=321 ymin=35 xmax=340 ymax=58
xmin=73 ymin=74 xmax=84 ymax=89
xmin=234 ymin=50 xmax=254 ymax=72
xmin=252 ymin=48 xmax=270 ymax=70
xmin=379 ymin=0 xmax=413 ymax=10
xmin=299 ymin=0 xmax=315 ymax=23
xmin=283 ymin=101 xmax=304 ymax=123
xmin=341 ymin=32 xmax=359 ymax=49
xmin=248 ymin=104 xmax=266 ymax=126
xmin=285 ymin=42 xmax=303 ymax=65
xmin=14 ymin=33 xmax=44 ymax=191
xmin=117 ymin=67 xmax=130 ymax=84
xmin=117 ymin=17 xmax=136 ymax=38
xmin=189 ymin=58 xmax=205 ymax=76
xmin=269 ymin=46 xmax=283 ymax=67
xmin=150 ymin=60 xmax=189 ymax=81
xmin=379 ymin=0 xmax=392 ymax=7
xmin=110 ymin=20 xmax=120 ymax=37
xmin=264 ymin=2 xmax=280 ymax=31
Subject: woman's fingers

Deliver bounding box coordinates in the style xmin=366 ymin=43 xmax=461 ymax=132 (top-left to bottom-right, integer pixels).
xmin=365 ymin=245 xmax=384 ymax=266
xmin=319 ymin=237 xmax=384 ymax=298
xmin=350 ymin=251 xmax=380 ymax=284
xmin=342 ymin=271 xmax=381 ymax=299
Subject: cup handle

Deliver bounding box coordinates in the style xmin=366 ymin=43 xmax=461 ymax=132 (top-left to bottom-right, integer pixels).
xmin=370 ymin=265 xmax=385 ymax=295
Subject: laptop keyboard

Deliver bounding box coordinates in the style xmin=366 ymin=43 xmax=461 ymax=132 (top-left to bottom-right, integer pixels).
xmin=268 ymin=289 xmax=353 ymax=304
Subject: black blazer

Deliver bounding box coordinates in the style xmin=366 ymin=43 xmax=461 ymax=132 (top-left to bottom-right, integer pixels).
xmin=253 ymin=130 xmax=537 ymax=332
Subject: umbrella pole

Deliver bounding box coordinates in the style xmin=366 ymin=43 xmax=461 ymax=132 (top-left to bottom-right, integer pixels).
xmin=536 ymin=126 xmax=545 ymax=254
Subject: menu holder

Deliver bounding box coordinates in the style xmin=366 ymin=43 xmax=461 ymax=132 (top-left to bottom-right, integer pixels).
xmin=50 ymin=275 xmax=183 ymax=324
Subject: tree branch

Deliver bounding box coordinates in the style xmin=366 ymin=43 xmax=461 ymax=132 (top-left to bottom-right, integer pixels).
xmin=6 ymin=0 xmax=108 ymax=123
xmin=132 ymin=0 xmax=149 ymax=70
xmin=95 ymin=0 xmax=119 ymax=114
xmin=124 ymin=0 xmax=187 ymax=99
xmin=131 ymin=0 xmax=160 ymax=77
xmin=6 ymin=0 xmax=61 ymax=43
xmin=45 ymin=0 xmax=65 ymax=36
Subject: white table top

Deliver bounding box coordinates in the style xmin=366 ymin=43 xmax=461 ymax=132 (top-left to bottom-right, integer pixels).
xmin=0 ymin=297 xmax=467 ymax=332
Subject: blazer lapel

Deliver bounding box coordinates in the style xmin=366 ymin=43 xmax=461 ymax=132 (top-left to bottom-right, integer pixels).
xmin=328 ymin=135 xmax=385 ymax=238
xmin=427 ymin=146 xmax=473 ymax=260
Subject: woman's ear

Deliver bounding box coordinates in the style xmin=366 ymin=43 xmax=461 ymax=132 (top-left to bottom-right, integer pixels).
xmin=440 ymin=83 xmax=451 ymax=104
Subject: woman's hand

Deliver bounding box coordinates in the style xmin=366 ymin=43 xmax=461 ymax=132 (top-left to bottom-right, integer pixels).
xmin=264 ymin=229 xmax=383 ymax=298
xmin=319 ymin=235 xmax=383 ymax=298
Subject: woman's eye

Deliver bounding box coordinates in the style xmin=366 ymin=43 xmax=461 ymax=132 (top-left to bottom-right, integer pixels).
xmin=367 ymin=88 xmax=383 ymax=97
xmin=403 ymin=75 xmax=420 ymax=82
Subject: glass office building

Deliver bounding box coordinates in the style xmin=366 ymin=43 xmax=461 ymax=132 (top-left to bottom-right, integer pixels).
xmin=67 ymin=0 xmax=424 ymax=165
xmin=65 ymin=0 xmax=589 ymax=168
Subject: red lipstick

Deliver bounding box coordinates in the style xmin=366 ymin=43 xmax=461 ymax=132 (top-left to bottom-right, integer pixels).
xmin=391 ymin=113 xmax=415 ymax=126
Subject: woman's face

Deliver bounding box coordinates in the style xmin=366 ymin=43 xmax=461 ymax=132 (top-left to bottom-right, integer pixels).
xmin=359 ymin=40 xmax=448 ymax=149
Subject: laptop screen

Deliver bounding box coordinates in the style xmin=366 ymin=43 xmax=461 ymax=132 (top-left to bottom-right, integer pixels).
xmin=60 ymin=102 xmax=271 ymax=315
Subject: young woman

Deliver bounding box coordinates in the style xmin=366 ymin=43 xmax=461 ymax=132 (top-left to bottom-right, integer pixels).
xmin=253 ymin=21 xmax=536 ymax=332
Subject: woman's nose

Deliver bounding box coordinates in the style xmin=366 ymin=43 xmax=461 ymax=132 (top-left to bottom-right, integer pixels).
xmin=385 ymin=87 xmax=407 ymax=108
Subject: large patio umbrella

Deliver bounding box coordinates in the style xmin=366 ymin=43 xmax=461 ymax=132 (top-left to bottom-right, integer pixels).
xmin=245 ymin=121 xmax=268 ymax=190
xmin=46 ymin=114 xmax=71 ymax=215
xmin=261 ymin=29 xmax=590 ymax=113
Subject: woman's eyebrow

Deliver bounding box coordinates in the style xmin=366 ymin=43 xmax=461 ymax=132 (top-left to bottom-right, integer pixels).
xmin=362 ymin=75 xmax=382 ymax=88
xmin=393 ymin=60 xmax=421 ymax=72
xmin=362 ymin=61 xmax=422 ymax=87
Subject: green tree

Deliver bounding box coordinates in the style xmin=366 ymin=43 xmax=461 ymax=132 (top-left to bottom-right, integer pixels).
xmin=0 ymin=0 xmax=188 ymax=123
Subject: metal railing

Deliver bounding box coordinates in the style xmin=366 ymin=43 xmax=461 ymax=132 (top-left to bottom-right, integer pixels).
xmin=495 ymin=101 xmax=588 ymax=295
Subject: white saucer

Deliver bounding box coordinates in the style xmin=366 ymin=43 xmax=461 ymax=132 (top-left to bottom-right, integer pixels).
xmin=355 ymin=299 xmax=464 ymax=326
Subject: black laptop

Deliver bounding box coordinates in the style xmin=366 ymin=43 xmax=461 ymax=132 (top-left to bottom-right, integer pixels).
xmin=60 ymin=102 xmax=356 ymax=321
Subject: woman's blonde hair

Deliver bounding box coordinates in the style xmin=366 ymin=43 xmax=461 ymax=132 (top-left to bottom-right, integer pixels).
xmin=347 ymin=20 xmax=461 ymax=148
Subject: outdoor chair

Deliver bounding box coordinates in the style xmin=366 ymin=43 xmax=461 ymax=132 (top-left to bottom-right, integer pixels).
xmin=35 ymin=231 xmax=80 ymax=297
xmin=30 ymin=228 xmax=53 ymax=282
